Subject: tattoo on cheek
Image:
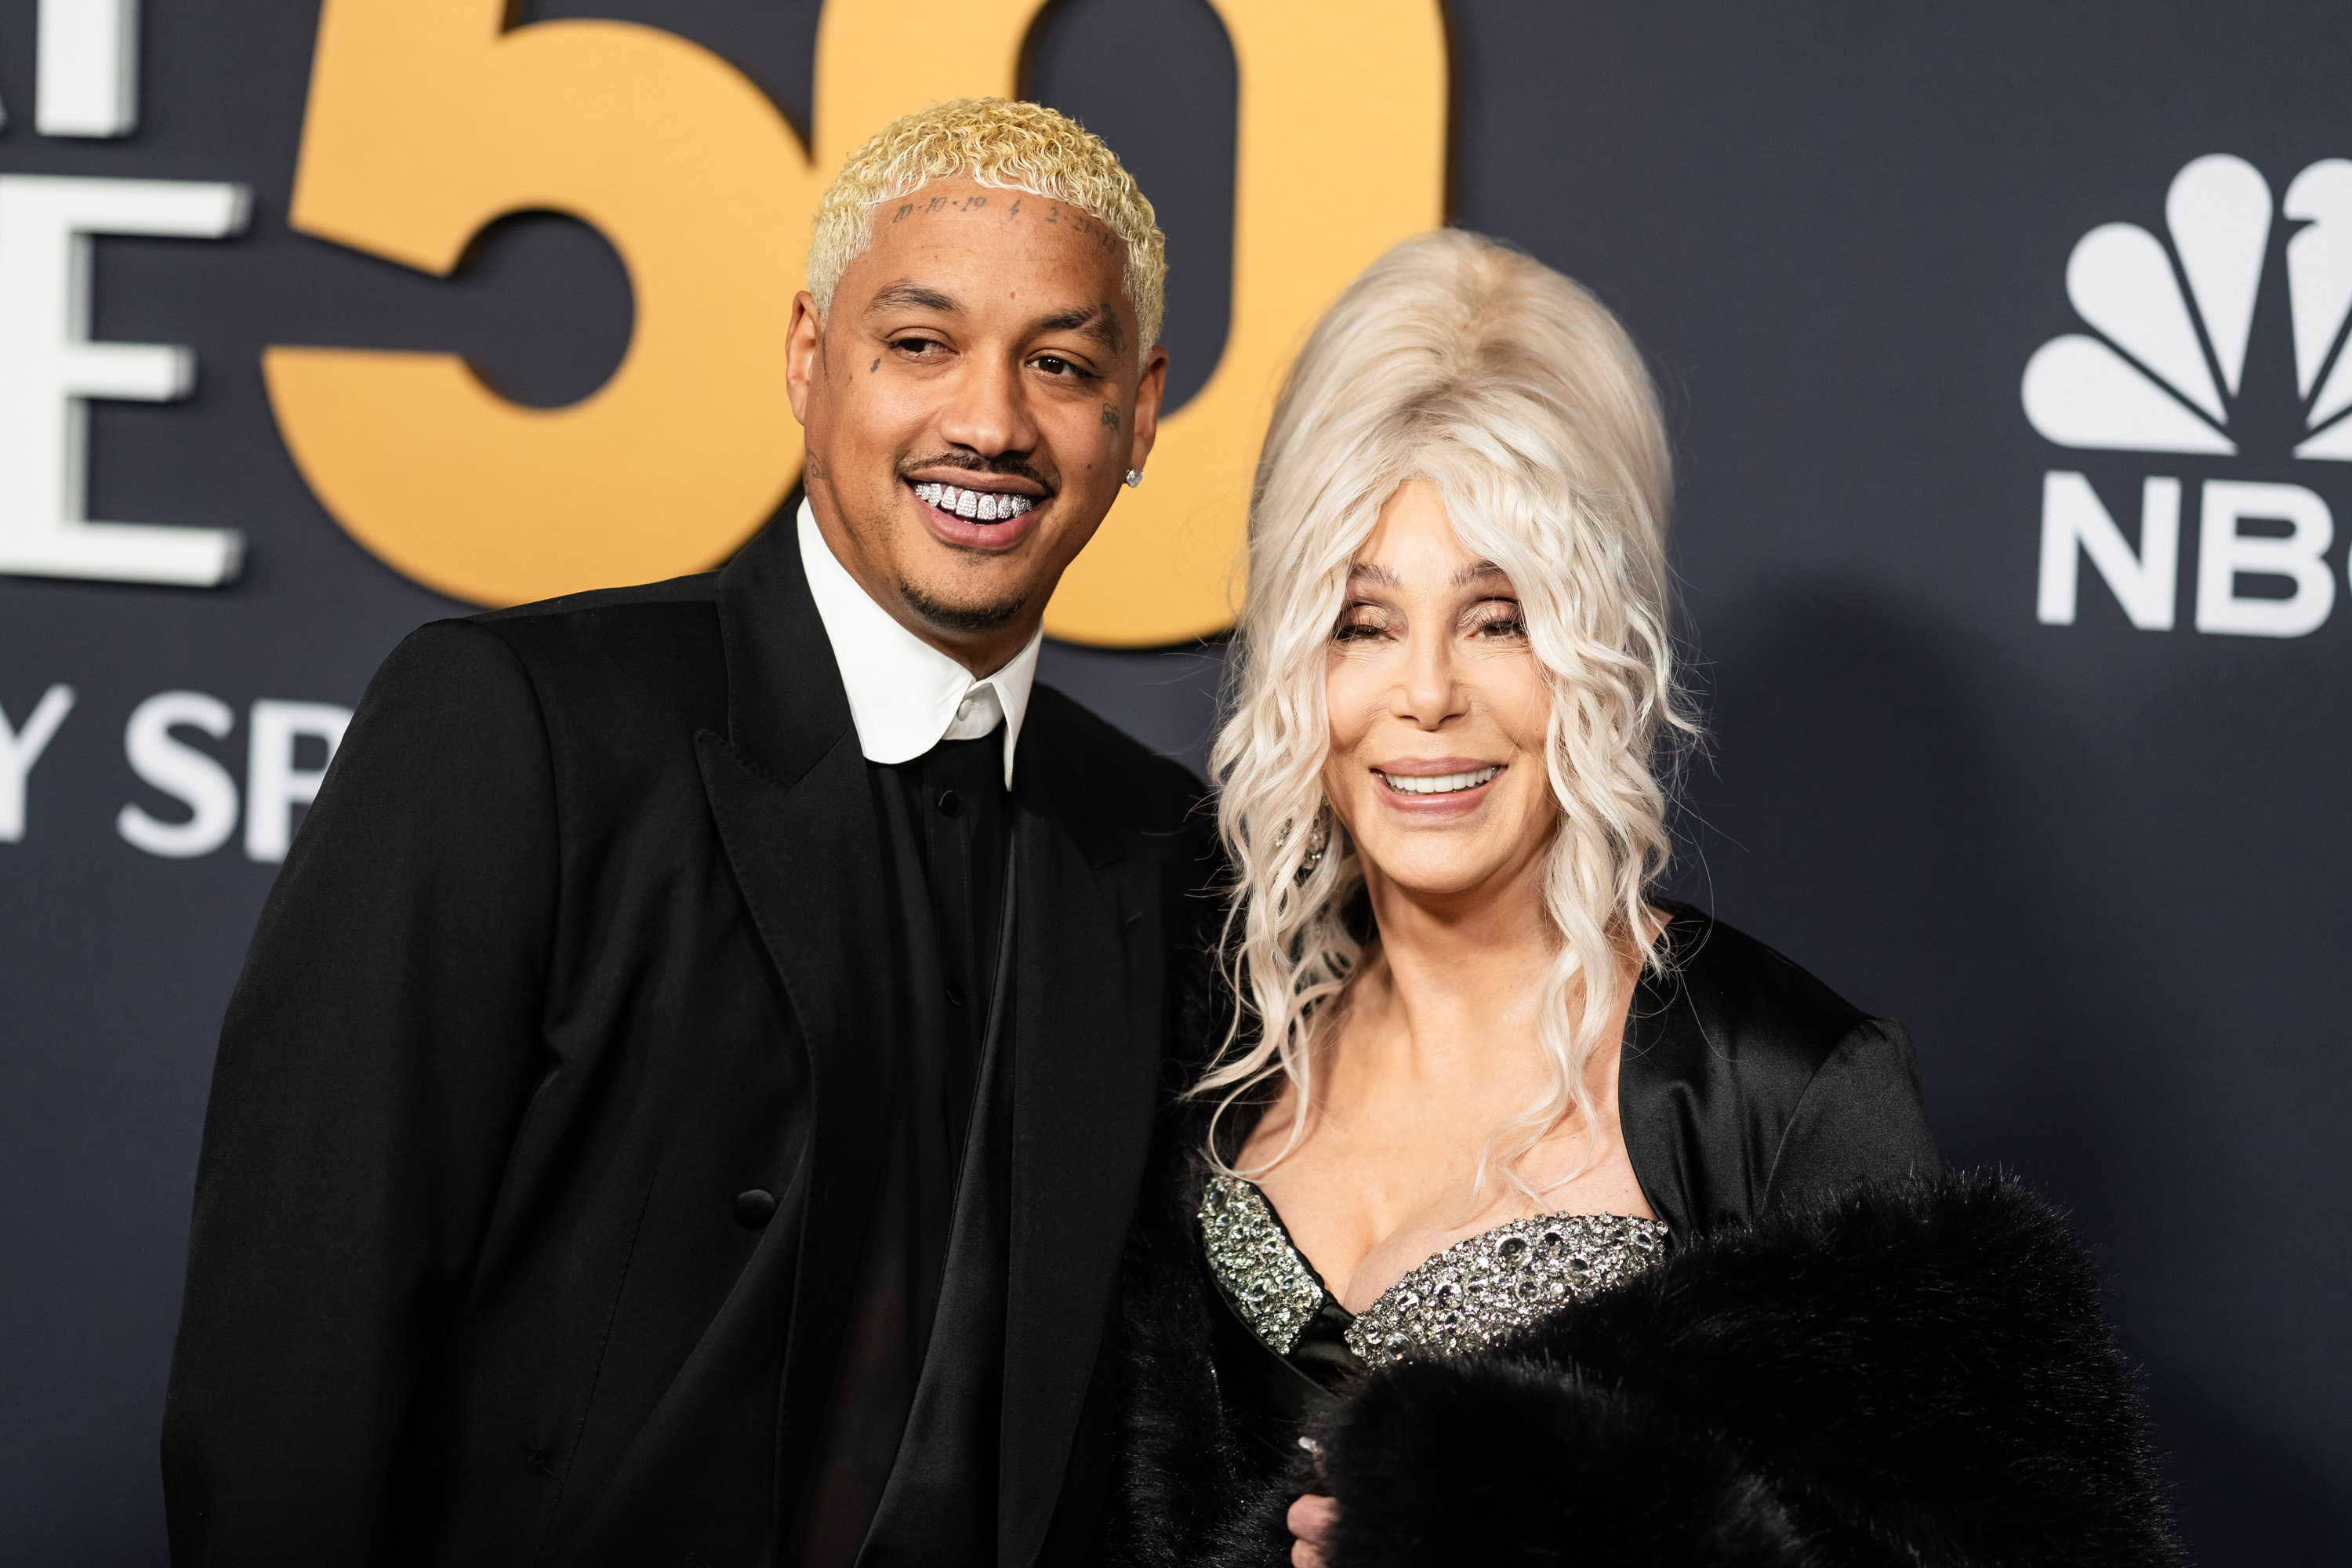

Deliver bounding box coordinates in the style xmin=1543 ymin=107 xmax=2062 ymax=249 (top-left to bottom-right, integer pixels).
xmin=870 ymin=358 xmax=880 ymax=372
xmin=1100 ymin=402 xmax=1120 ymax=430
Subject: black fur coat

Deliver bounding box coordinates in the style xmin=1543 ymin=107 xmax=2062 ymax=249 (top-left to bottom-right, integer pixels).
xmin=1108 ymin=1156 xmax=2185 ymax=1567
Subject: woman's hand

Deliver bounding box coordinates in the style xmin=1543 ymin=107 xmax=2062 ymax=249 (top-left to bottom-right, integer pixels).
xmin=1287 ymin=1493 xmax=1338 ymax=1566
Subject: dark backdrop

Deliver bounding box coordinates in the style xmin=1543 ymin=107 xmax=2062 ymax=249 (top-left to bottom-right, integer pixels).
xmin=2 ymin=2 xmax=2344 ymax=1560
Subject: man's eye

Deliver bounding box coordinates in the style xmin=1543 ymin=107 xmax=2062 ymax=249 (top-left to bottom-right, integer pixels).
xmin=891 ymin=336 xmax=944 ymax=357
xmin=1033 ymin=354 xmax=1081 ymax=377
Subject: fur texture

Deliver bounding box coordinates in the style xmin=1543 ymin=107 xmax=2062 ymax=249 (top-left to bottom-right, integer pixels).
xmin=1112 ymin=1170 xmax=2184 ymax=1567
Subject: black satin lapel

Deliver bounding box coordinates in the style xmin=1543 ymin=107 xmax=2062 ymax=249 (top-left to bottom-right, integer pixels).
xmin=1619 ymin=960 xmax=1696 ymax=1238
xmin=996 ymin=800 xmax=1161 ymax=1566
xmin=695 ymin=731 xmax=899 ymax=1536
xmin=1621 ymin=905 xmax=1733 ymax=1238
xmin=717 ymin=507 xmax=851 ymax=787
xmin=702 ymin=517 xmax=902 ymax=1534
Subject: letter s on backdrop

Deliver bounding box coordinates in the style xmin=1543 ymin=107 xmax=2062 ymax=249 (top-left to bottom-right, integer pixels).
xmin=264 ymin=0 xmax=1448 ymax=644
xmin=118 ymin=691 xmax=239 ymax=859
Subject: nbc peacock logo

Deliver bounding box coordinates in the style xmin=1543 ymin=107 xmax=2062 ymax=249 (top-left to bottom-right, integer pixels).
xmin=2023 ymin=154 xmax=2348 ymax=637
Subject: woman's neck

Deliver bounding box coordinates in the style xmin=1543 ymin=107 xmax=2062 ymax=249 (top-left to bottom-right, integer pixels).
xmin=1338 ymin=861 xmax=1560 ymax=1096
xmin=1243 ymin=866 xmax=1657 ymax=1306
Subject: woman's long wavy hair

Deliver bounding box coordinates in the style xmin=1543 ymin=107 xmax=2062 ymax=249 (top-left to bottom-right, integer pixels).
xmin=1199 ymin=230 xmax=1697 ymax=1193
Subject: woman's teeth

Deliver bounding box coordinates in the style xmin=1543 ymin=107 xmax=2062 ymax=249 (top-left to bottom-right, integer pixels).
xmin=913 ymin=481 xmax=1036 ymax=522
xmin=1380 ymin=766 xmax=1501 ymax=795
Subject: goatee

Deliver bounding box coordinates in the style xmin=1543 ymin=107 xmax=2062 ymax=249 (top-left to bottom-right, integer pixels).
xmin=901 ymin=576 xmax=1029 ymax=633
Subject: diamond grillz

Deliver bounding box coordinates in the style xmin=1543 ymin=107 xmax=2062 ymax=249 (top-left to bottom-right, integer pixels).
xmin=1379 ymin=766 xmax=1501 ymax=795
xmin=913 ymin=481 xmax=1036 ymax=522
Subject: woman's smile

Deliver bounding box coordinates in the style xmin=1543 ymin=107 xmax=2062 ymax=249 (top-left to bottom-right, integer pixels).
xmin=1370 ymin=758 xmax=1505 ymax=817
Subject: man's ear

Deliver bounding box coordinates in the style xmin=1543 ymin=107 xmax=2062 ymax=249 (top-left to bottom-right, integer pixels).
xmin=786 ymin=290 xmax=823 ymax=426
xmin=1127 ymin=343 xmax=1171 ymax=470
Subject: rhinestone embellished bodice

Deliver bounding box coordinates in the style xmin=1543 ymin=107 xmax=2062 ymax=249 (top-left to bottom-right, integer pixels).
xmin=1196 ymin=1174 xmax=1328 ymax=1352
xmin=1197 ymin=1172 xmax=1668 ymax=1369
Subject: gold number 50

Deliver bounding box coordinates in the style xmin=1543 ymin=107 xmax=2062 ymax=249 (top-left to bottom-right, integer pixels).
xmin=265 ymin=0 xmax=1447 ymax=647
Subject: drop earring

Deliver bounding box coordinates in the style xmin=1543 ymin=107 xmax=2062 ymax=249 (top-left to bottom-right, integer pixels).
xmin=1298 ymin=808 xmax=1330 ymax=875
xmin=1124 ymin=469 xmax=1144 ymax=488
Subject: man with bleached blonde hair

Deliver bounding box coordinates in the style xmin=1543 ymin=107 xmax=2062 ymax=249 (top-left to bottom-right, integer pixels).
xmin=163 ymin=99 xmax=1216 ymax=1567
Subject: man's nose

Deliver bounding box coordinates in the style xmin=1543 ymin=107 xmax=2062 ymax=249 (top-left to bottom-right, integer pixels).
xmin=936 ymin=354 xmax=1036 ymax=457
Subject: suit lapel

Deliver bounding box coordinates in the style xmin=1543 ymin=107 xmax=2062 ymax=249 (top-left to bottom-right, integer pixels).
xmin=996 ymin=721 xmax=1165 ymax=1566
xmin=699 ymin=519 xmax=1168 ymax=1561
xmin=696 ymin=516 xmax=902 ymax=1532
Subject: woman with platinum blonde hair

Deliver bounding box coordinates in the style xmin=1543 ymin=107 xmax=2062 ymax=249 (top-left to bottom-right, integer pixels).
xmin=1105 ymin=233 xmax=2180 ymax=1568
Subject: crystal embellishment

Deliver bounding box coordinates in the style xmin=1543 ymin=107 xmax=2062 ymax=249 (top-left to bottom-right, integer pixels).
xmin=1200 ymin=1171 xmax=1670 ymax=1369
xmin=1345 ymin=1211 xmax=1667 ymax=1367
xmin=1198 ymin=1173 xmax=1326 ymax=1353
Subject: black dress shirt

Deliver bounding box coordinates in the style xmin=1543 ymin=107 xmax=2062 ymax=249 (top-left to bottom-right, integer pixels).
xmin=793 ymin=731 xmax=1015 ymax=1567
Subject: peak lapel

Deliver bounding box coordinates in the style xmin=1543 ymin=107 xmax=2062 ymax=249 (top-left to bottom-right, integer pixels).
xmin=698 ymin=517 xmax=900 ymax=1526
xmin=996 ymin=728 xmax=1166 ymax=1566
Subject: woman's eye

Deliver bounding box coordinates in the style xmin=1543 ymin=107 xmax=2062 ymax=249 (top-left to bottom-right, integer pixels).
xmin=1333 ymin=613 xmax=1388 ymax=643
xmin=1472 ymin=609 xmax=1527 ymax=638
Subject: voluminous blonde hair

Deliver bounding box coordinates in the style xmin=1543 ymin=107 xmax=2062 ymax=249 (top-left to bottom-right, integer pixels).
xmin=807 ymin=97 xmax=1167 ymax=365
xmin=1201 ymin=230 xmax=1697 ymax=1190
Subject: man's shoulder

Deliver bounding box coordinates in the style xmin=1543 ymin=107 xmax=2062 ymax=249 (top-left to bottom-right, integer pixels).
xmin=1025 ymin=683 xmax=1210 ymax=849
xmin=459 ymin=571 xmax=728 ymax=707
xmin=470 ymin=570 xmax=723 ymax=635
xmin=360 ymin=572 xmax=731 ymax=764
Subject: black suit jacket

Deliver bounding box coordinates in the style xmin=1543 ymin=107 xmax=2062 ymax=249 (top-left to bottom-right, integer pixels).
xmin=161 ymin=517 xmax=1220 ymax=1566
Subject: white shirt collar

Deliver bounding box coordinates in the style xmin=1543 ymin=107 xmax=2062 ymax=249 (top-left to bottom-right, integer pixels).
xmin=797 ymin=499 xmax=1040 ymax=790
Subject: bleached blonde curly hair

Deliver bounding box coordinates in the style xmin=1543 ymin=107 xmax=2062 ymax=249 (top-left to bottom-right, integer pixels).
xmin=807 ymin=96 xmax=1167 ymax=366
xmin=1200 ymin=230 xmax=1697 ymax=1192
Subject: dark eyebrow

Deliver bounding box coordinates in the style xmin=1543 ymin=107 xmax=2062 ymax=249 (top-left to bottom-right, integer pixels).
xmin=1453 ymin=561 xmax=1512 ymax=588
xmin=1032 ymin=302 xmax=1124 ymax=354
xmin=866 ymin=281 xmax=962 ymax=315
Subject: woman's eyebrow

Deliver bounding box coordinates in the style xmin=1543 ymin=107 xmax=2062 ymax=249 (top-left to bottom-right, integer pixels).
xmin=1348 ymin=562 xmax=1402 ymax=587
xmin=1453 ymin=561 xmax=1510 ymax=587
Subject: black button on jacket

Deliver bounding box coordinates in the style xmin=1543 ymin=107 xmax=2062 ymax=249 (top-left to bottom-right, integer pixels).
xmin=160 ymin=515 xmax=1221 ymax=1567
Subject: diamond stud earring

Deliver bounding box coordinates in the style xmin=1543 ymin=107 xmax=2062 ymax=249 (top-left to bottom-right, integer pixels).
xmin=1124 ymin=469 xmax=1144 ymax=488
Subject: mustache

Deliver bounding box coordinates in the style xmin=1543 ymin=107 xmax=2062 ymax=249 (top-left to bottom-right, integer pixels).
xmin=896 ymin=451 xmax=1056 ymax=495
